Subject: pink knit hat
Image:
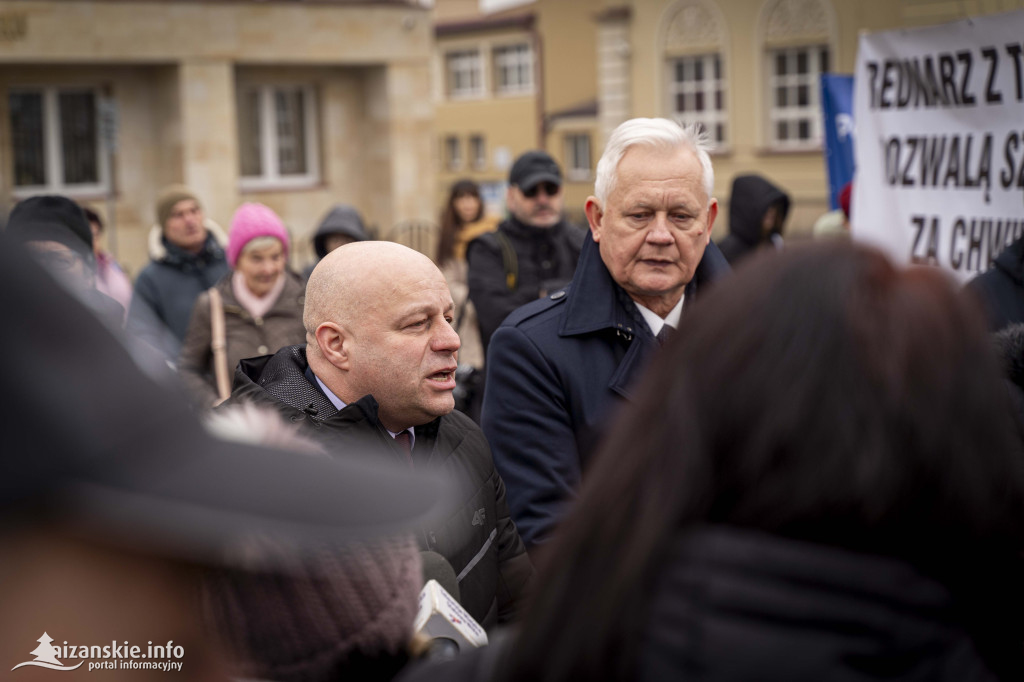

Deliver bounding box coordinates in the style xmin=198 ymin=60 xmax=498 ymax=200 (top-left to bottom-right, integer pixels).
xmin=227 ymin=202 xmax=290 ymax=267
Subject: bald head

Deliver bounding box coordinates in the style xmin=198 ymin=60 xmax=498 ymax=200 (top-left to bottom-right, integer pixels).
xmin=303 ymin=241 xmax=460 ymax=431
xmin=304 ymin=241 xmax=442 ymax=340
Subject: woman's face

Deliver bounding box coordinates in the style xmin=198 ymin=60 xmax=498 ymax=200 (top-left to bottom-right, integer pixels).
xmin=236 ymin=239 xmax=285 ymax=297
xmin=453 ymin=194 xmax=481 ymax=224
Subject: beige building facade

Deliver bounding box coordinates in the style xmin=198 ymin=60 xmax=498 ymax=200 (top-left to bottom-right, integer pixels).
xmin=433 ymin=3 xmax=540 ymax=225
xmin=608 ymin=0 xmax=1024 ymax=237
xmin=436 ymin=0 xmax=1024 ymax=237
xmin=0 ymin=0 xmax=436 ymax=274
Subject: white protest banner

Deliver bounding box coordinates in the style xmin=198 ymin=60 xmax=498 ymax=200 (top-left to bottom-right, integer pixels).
xmin=852 ymin=10 xmax=1024 ymax=282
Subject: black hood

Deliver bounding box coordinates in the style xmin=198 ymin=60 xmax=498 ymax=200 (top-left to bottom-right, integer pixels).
xmin=312 ymin=205 xmax=368 ymax=259
xmin=727 ymin=174 xmax=791 ymax=244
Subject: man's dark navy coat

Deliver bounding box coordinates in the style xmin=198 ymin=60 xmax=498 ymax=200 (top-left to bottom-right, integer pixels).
xmin=481 ymin=232 xmax=729 ymax=548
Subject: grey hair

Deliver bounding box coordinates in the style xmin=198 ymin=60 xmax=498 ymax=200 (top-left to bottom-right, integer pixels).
xmin=240 ymin=235 xmax=283 ymax=258
xmin=593 ymin=118 xmax=715 ymax=205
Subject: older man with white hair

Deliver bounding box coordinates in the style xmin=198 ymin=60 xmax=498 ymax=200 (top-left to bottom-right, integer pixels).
xmin=482 ymin=118 xmax=731 ymax=550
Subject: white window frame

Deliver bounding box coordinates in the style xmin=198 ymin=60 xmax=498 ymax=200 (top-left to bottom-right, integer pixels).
xmin=564 ymin=133 xmax=592 ymax=182
xmin=9 ymin=86 xmax=109 ymax=197
xmin=667 ymin=53 xmax=727 ymax=146
xmin=445 ymin=49 xmax=485 ymax=100
xmin=238 ymin=84 xmax=320 ymax=191
xmin=469 ymin=134 xmax=486 ymax=171
xmin=493 ymin=43 xmax=534 ymax=96
xmin=767 ymin=45 xmax=829 ymax=150
xmin=444 ymin=135 xmax=462 ymax=171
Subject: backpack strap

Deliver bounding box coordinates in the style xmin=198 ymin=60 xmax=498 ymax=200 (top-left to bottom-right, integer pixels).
xmin=208 ymin=287 xmax=231 ymax=404
xmin=495 ymin=230 xmax=518 ymax=292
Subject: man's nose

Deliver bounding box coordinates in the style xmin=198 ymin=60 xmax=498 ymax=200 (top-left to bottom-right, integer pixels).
xmin=434 ymin=317 xmax=462 ymax=353
xmin=646 ymin=215 xmax=675 ymax=244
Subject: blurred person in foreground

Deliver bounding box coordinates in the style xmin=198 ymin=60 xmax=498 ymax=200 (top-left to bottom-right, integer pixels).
xmin=227 ymin=240 xmax=533 ymax=629
xmin=405 ymin=241 xmax=1024 ymax=682
xmin=178 ymin=202 xmax=306 ymax=408
xmin=437 ymin=179 xmax=498 ymax=420
xmin=83 ymin=206 xmax=133 ymax=316
xmin=202 ymin=404 xmax=423 ymax=682
xmin=128 ymin=185 xmax=229 ymax=358
xmin=482 ymin=118 xmax=729 ymax=550
xmin=0 ymin=237 xmax=448 ymax=681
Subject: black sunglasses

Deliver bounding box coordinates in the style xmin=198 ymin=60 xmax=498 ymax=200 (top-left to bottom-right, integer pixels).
xmin=522 ymin=182 xmax=560 ymax=199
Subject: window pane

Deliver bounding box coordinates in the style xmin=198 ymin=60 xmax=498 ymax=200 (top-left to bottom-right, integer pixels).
xmin=238 ymin=90 xmax=262 ymax=177
xmin=695 ymin=91 xmax=704 ymax=111
xmin=676 ymin=61 xmax=685 ymax=81
xmin=494 ymin=44 xmax=531 ymax=93
xmin=566 ymin=134 xmax=590 ymax=174
xmin=677 ymin=93 xmax=686 ymax=112
xmin=9 ymin=92 xmax=45 ymax=187
xmin=275 ymin=89 xmax=307 ymax=175
xmin=820 ymin=48 xmax=830 ymax=74
xmin=797 ymin=51 xmax=808 ymax=74
xmin=797 ymin=84 xmax=809 ymax=106
xmin=715 ymin=89 xmax=724 ymax=110
xmin=713 ymin=55 xmax=721 ymax=79
xmin=776 ymin=53 xmax=787 ymax=75
xmin=769 ymin=45 xmax=827 ymax=147
xmin=471 ymin=135 xmax=485 ymax=168
xmin=59 ymin=91 xmax=98 ymax=185
xmin=446 ymin=136 xmax=460 ymax=169
xmin=716 ymin=123 xmax=725 ymax=142
xmin=694 ymin=60 xmax=703 ymax=81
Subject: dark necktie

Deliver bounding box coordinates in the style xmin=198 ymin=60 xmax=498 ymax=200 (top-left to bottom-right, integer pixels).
xmin=393 ymin=431 xmax=413 ymax=464
xmin=656 ymin=324 xmax=675 ymax=347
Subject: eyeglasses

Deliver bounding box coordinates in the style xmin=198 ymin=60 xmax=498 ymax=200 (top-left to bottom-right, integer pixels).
xmin=522 ymin=182 xmax=561 ymax=199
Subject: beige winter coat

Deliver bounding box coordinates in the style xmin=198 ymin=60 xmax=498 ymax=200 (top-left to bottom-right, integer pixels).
xmin=178 ymin=271 xmax=307 ymax=408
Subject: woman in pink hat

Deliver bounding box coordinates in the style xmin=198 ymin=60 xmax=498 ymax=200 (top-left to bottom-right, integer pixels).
xmin=179 ymin=202 xmax=307 ymax=408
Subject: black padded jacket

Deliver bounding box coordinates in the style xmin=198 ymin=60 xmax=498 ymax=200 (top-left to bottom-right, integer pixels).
xmin=226 ymin=345 xmax=534 ymax=630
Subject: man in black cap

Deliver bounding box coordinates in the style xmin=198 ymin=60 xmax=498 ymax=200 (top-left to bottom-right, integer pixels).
xmin=466 ymin=150 xmax=584 ymax=354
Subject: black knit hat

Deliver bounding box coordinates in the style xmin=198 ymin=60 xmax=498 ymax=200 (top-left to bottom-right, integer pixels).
xmin=6 ymin=195 xmax=94 ymax=266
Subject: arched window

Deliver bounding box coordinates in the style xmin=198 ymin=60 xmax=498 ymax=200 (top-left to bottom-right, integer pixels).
xmin=659 ymin=0 xmax=728 ymax=147
xmin=759 ymin=0 xmax=836 ymax=149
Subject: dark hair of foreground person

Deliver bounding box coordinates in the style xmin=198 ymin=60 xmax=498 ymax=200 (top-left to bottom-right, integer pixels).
xmin=501 ymin=242 xmax=1024 ymax=682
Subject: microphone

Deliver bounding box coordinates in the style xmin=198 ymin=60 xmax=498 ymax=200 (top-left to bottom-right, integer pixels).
xmin=421 ymin=550 xmax=460 ymax=602
xmin=413 ymin=552 xmax=487 ymax=658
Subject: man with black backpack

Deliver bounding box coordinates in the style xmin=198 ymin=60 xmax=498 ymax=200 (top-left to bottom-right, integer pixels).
xmin=466 ymin=151 xmax=585 ymax=355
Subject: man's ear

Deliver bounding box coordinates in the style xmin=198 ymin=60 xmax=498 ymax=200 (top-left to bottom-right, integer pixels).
xmin=314 ymin=322 xmax=350 ymax=370
xmin=584 ymin=196 xmax=604 ymax=243
xmin=705 ymin=198 xmax=719 ymax=244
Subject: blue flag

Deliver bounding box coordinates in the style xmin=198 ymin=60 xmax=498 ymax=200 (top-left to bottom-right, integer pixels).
xmin=820 ymin=74 xmax=855 ymax=210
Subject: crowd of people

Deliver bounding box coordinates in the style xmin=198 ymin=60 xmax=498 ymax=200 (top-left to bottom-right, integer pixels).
xmin=4 ymin=115 xmax=1024 ymax=681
